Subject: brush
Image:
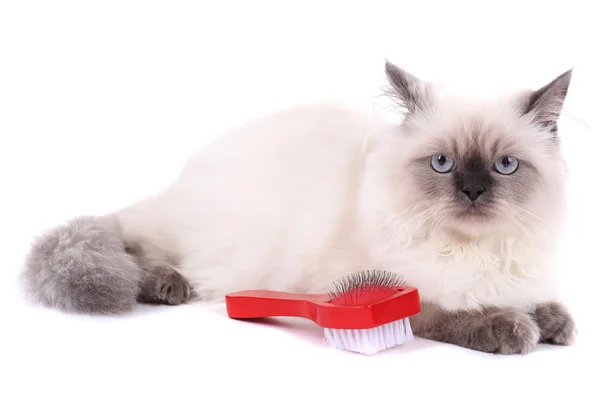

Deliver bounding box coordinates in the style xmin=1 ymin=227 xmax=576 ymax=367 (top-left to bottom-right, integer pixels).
xmin=225 ymin=270 xmax=420 ymax=355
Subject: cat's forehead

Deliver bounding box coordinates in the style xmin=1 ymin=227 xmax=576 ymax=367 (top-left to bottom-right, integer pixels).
xmin=446 ymin=118 xmax=513 ymax=159
xmin=412 ymin=99 xmax=528 ymax=159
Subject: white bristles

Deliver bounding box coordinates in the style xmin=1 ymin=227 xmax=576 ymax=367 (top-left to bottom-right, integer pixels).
xmin=324 ymin=318 xmax=414 ymax=355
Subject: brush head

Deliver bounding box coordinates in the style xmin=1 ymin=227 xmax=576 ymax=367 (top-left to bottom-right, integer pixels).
xmin=325 ymin=270 xmax=406 ymax=306
xmin=322 ymin=270 xmax=418 ymax=355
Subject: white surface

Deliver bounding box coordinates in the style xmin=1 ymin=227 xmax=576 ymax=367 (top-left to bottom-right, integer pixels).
xmin=1 ymin=1 xmax=598 ymax=399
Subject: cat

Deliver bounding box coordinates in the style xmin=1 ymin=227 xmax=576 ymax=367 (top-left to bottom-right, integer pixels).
xmin=21 ymin=60 xmax=576 ymax=355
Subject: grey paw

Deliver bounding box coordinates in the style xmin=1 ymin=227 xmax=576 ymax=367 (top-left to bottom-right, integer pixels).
xmin=533 ymin=302 xmax=576 ymax=345
xmin=471 ymin=309 xmax=540 ymax=355
xmin=138 ymin=269 xmax=194 ymax=306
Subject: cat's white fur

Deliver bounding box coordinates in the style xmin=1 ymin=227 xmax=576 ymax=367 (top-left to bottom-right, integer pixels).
xmin=115 ymin=76 xmax=567 ymax=313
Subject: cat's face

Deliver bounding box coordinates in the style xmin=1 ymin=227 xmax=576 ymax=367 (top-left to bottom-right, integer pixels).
xmin=382 ymin=61 xmax=571 ymax=236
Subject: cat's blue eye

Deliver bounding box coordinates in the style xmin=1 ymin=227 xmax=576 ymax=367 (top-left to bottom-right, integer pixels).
xmin=493 ymin=155 xmax=519 ymax=175
xmin=431 ymin=153 xmax=455 ymax=173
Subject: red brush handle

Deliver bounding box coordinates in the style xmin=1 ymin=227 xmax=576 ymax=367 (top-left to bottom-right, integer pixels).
xmin=225 ymin=290 xmax=328 ymax=320
xmin=225 ymin=287 xmax=421 ymax=330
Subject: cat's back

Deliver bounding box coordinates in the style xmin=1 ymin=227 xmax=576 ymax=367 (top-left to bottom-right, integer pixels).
xmin=122 ymin=103 xmax=378 ymax=231
xmin=181 ymin=103 xmax=375 ymax=176
xmin=168 ymin=103 xmax=377 ymax=201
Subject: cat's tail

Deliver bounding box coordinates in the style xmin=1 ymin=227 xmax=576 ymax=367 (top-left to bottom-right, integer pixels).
xmin=20 ymin=215 xmax=143 ymax=314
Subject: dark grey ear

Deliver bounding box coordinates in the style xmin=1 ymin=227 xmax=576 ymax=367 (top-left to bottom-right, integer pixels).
xmin=384 ymin=60 xmax=431 ymax=114
xmin=522 ymin=69 xmax=572 ymax=134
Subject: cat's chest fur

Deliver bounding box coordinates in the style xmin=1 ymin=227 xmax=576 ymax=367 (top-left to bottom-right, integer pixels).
xmin=369 ymin=228 xmax=558 ymax=312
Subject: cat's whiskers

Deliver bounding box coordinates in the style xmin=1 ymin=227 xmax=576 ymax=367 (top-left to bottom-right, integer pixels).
xmin=405 ymin=206 xmax=444 ymax=237
xmin=506 ymin=204 xmax=548 ymax=237
xmin=431 ymin=208 xmax=452 ymax=232
xmin=508 ymin=214 xmax=537 ymax=245
xmin=560 ymin=110 xmax=592 ymax=131
xmin=514 ymin=212 xmax=545 ymax=235
xmin=499 ymin=204 xmax=541 ymax=246
xmin=386 ymin=203 xmax=443 ymax=250
xmin=515 ymin=207 xmax=547 ymax=227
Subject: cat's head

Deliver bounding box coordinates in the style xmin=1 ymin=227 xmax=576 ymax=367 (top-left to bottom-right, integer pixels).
xmin=380 ymin=61 xmax=572 ymax=237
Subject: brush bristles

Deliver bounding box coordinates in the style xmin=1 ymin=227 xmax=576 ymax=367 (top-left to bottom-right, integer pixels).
xmin=324 ymin=318 xmax=414 ymax=355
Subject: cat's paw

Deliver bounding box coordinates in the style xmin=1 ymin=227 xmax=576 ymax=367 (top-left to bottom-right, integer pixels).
xmin=533 ymin=302 xmax=576 ymax=345
xmin=470 ymin=309 xmax=540 ymax=355
xmin=138 ymin=268 xmax=194 ymax=306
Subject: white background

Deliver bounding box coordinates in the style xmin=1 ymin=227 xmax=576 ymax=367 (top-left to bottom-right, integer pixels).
xmin=1 ymin=1 xmax=598 ymax=399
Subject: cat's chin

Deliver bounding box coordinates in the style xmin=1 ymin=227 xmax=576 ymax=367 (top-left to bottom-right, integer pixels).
xmin=443 ymin=221 xmax=498 ymax=238
xmin=443 ymin=208 xmax=499 ymax=237
xmin=456 ymin=206 xmax=494 ymax=221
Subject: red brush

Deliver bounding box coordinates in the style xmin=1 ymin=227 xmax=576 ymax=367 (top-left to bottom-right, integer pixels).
xmin=225 ymin=270 xmax=420 ymax=355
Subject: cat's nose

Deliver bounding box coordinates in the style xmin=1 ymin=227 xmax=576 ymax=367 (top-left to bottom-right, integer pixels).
xmin=462 ymin=185 xmax=486 ymax=201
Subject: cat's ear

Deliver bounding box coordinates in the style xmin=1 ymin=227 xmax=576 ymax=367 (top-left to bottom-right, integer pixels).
xmin=384 ymin=60 xmax=432 ymax=114
xmin=522 ymin=69 xmax=572 ymax=134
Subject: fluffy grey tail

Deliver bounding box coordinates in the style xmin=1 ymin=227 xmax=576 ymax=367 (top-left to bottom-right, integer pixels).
xmin=21 ymin=215 xmax=142 ymax=314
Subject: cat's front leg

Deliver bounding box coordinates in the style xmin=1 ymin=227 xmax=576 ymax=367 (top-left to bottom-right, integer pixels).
xmin=531 ymin=302 xmax=576 ymax=345
xmin=410 ymin=302 xmax=540 ymax=354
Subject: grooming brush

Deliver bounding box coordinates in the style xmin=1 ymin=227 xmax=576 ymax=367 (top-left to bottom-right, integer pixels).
xmin=225 ymin=270 xmax=420 ymax=355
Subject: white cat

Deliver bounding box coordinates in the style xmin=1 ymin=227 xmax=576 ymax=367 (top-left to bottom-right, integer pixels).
xmin=22 ymin=61 xmax=576 ymax=354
